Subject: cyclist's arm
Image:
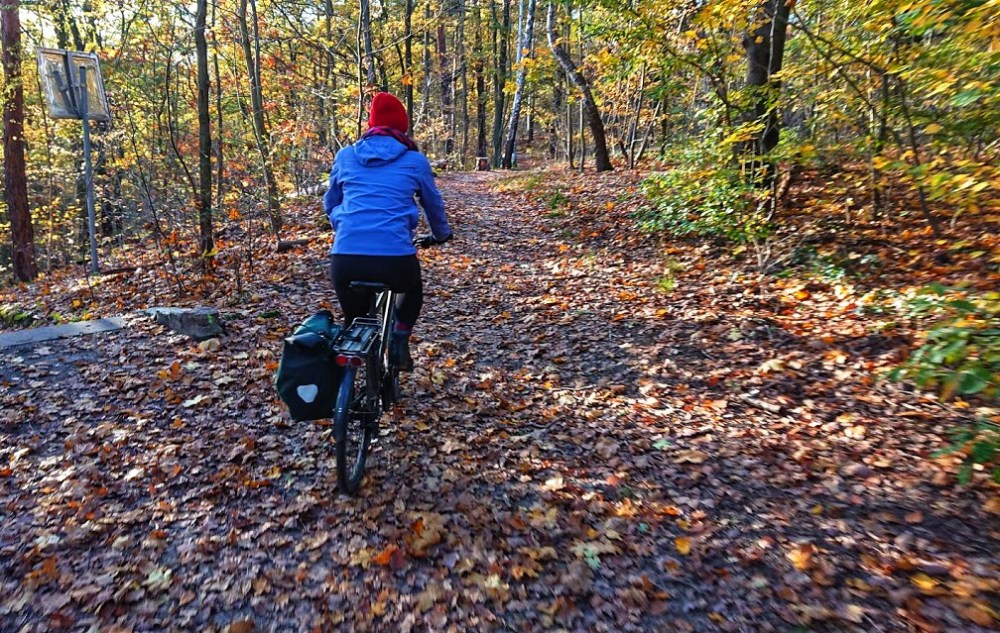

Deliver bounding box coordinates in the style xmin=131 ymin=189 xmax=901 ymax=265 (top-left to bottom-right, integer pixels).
xmin=414 ymin=155 xmax=451 ymax=241
xmin=323 ymin=159 xmax=343 ymax=220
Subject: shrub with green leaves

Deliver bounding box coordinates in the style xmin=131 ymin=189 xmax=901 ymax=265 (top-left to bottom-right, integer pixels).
xmin=637 ymin=145 xmax=773 ymax=243
xmin=886 ymin=285 xmax=999 ymax=401
xmin=934 ymin=420 xmax=1000 ymax=485
xmin=0 ymin=304 xmax=36 ymax=328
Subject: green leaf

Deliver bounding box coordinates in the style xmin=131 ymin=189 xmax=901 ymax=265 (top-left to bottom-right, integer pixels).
xmin=957 ymin=461 xmax=974 ymax=485
xmin=925 ymin=283 xmax=948 ymax=297
xmin=947 ymin=299 xmax=978 ymax=313
xmin=941 ymin=339 xmax=968 ymax=364
xmin=932 ymin=443 xmax=962 ymax=458
xmin=915 ymin=367 xmax=937 ymax=389
xmin=949 ymin=90 xmax=982 ymax=107
xmin=958 ymin=369 xmax=990 ymax=395
xmin=970 ymin=440 xmax=996 ymax=464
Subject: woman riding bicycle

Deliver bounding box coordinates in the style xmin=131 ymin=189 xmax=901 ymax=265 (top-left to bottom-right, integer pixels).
xmin=323 ymin=92 xmax=452 ymax=372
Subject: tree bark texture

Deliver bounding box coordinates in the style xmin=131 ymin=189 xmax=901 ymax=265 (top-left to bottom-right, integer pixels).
xmin=546 ymin=1 xmax=612 ymax=171
xmin=238 ymin=0 xmax=283 ymax=237
xmin=2 ymin=1 xmax=37 ymax=281
xmin=212 ymin=0 xmax=225 ymax=213
xmin=437 ymin=16 xmax=454 ymax=155
xmin=195 ymin=0 xmax=215 ymax=259
xmin=501 ymin=0 xmax=535 ymax=168
xmin=473 ymin=0 xmax=488 ymax=157
xmin=404 ymin=0 xmax=414 ymax=128
xmin=742 ymin=0 xmax=791 ymax=161
xmin=418 ymin=1 xmax=431 ymax=131
xmin=491 ymin=0 xmax=511 ymax=167
xmin=360 ymin=0 xmax=377 ymax=86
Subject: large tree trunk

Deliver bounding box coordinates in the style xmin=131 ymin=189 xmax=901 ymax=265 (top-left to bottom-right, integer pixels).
xmin=501 ymin=0 xmax=535 ymax=168
xmin=491 ymin=0 xmax=511 ymax=167
xmin=473 ymin=0 xmax=488 ymax=158
xmin=237 ymin=0 xmax=283 ymax=236
xmin=545 ymin=1 xmax=612 ymax=171
xmin=2 ymin=0 xmax=36 ymax=281
xmin=458 ymin=0 xmax=469 ymax=166
xmin=437 ymin=14 xmax=453 ymax=156
xmin=742 ymin=0 xmax=791 ymax=183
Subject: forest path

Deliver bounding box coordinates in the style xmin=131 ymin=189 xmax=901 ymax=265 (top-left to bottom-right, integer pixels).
xmin=0 ymin=170 xmax=996 ymax=632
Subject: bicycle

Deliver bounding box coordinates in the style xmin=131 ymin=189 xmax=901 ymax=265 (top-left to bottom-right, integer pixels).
xmin=330 ymin=233 xmax=450 ymax=493
xmin=331 ymin=281 xmax=400 ymax=494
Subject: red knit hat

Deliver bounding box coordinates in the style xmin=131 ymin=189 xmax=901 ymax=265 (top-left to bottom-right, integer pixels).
xmin=368 ymin=93 xmax=409 ymax=133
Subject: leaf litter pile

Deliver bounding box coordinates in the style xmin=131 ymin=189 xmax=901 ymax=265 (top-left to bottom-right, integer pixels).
xmin=1 ymin=169 xmax=998 ymax=632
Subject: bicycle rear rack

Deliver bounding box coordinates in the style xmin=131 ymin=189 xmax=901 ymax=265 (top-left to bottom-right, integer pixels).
xmin=336 ymin=317 xmax=380 ymax=356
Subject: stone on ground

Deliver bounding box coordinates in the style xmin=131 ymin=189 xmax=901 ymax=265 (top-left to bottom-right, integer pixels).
xmin=147 ymin=307 xmax=223 ymax=340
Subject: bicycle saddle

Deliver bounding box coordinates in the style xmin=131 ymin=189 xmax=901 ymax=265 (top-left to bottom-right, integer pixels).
xmin=349 ymin=281 xmax=391 ymax=292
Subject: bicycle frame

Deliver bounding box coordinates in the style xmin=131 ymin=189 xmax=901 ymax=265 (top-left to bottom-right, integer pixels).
xmin=334 ymin=286 xmax=397 ymax=417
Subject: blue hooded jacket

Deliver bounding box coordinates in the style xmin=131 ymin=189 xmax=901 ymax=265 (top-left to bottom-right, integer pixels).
xmin=323 ymin=135 xmax=450 ymax=256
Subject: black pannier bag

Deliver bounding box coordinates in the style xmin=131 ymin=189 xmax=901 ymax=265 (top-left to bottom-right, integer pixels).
xmin=275 ymin=310 xmax=343 ymax=421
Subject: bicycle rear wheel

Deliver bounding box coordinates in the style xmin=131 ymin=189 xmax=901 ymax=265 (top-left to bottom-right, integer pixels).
xmin=333 ymin=365 xmax=374 ymax=494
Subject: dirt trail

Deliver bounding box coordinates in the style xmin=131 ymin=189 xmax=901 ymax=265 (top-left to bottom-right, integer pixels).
xmin=1 ymin=171 xmax=996 ymax=632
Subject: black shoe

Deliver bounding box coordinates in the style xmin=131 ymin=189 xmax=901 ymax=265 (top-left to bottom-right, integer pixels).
xmin=390 ymin=333 xmax=414 ymax=372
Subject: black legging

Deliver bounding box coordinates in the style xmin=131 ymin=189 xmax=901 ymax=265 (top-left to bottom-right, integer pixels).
xmin=329 ymin=254 xmax=423 ymax=328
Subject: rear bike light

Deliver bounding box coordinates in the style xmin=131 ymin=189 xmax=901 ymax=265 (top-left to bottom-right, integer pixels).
xmin=336 ymin=354 xmax=365 ymax=368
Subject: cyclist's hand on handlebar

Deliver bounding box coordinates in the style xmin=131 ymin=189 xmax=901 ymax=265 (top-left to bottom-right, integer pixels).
xmin=414 ymin=232 xmax=453 ymax=248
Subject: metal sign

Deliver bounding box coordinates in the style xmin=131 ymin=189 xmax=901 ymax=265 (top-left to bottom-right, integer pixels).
xmin=35 ymin=47 xmax=111 ymax=274
xmin=36 ymin=48 xmax=111 ymax=121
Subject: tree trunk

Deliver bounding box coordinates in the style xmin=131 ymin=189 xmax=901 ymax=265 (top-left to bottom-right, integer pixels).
xmin=237 ymin=0 xmax=283 ymax=237
xmin=360 ymin=0 xmax=377 ymax=86
xmin=550 ymin=68 xmax=563 ymax=159
xmin=742 ymin=0 xmax=791 ymax=183
xmin=2 ymin=1 xmax=36 ymax=281
xmin=58 ymin=0 xmax=84 ymax=51
xmin=195 ymin=0 xmax=214 ymax=261
xmin=501 ymin=0 xmax=535 ymax=168
xmin=437 ymin=17 xmax=453 ymax=156
xmin=526 ymin=94 xmax=534 ymax=143
xmin=458 ymin=0 xmax=469 ymax=166
xmin=491 ymin=0 xmax=511 ymax=167
xmin=418 ymin=1 xmax=431 ymax=131
xmin=404 ymin=0 xmax=414 ymax=128
xmin=625 ymin=62 xmax=646 ymax=169
xmin=564 ymin=0 xmax=573 ymax=167
xmin=546 ymin=1 xmax=612 ymax=171
xmin=474 ymin=0 xmax=488 ymax=157
xmin=212 ymin=0 xmax=224 ymax=213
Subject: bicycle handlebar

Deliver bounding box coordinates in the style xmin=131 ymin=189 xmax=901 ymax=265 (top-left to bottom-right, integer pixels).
xmin=414 ymin=233 xmax=454 ymax=249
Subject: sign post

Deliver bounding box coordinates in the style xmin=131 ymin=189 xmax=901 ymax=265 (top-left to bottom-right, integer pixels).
xmin=36 ymin=48 xmax=110 ymax=274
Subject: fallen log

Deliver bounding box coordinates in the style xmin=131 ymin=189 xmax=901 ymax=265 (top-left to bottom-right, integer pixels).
xmin=277 ymin=239 xmax=311 ymax=253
